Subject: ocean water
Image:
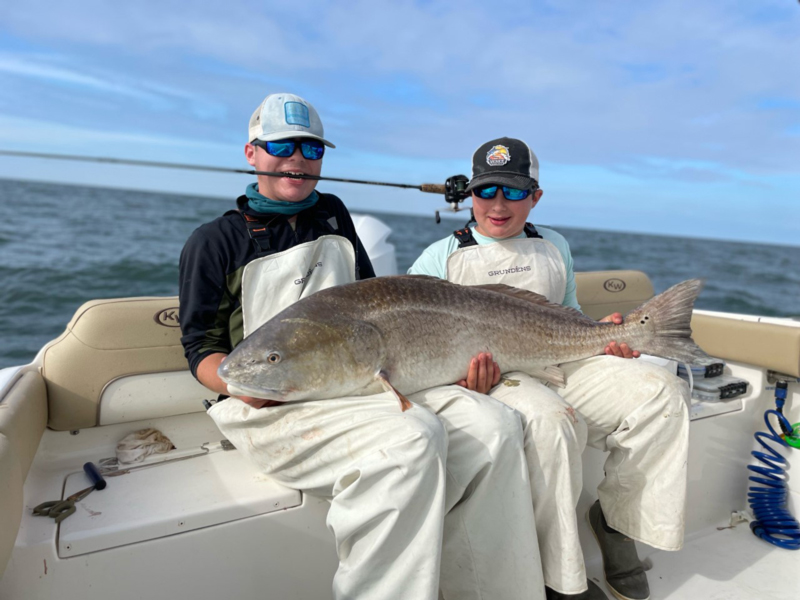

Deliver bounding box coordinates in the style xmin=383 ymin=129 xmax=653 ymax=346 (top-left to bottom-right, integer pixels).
xmin=1 ymin=178 xmax=798 ymax=369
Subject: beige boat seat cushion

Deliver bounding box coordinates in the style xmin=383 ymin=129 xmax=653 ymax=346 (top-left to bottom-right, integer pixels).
xmin=0 ymin=435 xmax=21 ymax=579
xmin=574 ymin=270 xmax=655 ymax=321
xmin=691 ymin=314 xmax=800 ymax=378
xmin=43 ymin=297 xmax=192 ymax=431
xmin=575 ymin=270 xmax=800 ymax=378
xmin=0 ymin=370 xmax=47 ymax=577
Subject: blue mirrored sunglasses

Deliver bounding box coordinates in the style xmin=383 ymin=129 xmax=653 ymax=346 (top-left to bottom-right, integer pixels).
xmin=474 ymin=185 xmax=531 ymax=201
xmin=253 ymin=138 xmax=325 ymax=160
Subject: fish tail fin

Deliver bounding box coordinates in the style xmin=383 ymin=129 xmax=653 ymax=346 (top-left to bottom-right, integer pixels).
xmin=625 ymin=279 xmax=713 ymax=365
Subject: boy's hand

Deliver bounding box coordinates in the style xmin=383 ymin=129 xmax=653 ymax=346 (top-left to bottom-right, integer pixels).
xmin=599 ymin=313 xmax=640 ymax=359
xmin=456 ymin=352 xmax=501 ymax=394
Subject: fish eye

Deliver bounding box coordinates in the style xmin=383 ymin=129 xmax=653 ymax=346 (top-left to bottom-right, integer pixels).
xmin=267 ymin=352 xmax=281 ymax=364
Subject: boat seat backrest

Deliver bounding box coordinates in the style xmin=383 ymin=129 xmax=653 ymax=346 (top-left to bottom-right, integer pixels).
xmin=575 ymin=270 xmax=800 ymax=377
xmin=42 ymin=297 xmax=193 ymax=431
xmin=0 ymin=370 xmax=48 ymax=577
xmin=691 ymin=314 xmax=800 ymax=378
xmin=574 ymin=270 xmax=655 ymax=320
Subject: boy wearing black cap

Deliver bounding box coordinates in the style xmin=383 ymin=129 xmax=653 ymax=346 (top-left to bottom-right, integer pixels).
xmin=410 ymin=137 xmax=691 ymax=600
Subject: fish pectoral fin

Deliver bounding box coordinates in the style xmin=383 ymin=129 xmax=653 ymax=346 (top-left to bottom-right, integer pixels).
xmin=377 ymin=373 xmax=413 ymax=412
xmin=528 ymin=366 xmax=567 ymax=388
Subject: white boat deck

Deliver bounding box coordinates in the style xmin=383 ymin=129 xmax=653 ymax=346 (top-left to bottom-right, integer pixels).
xmin=4 ymin=360 xmax=799 ymax=600
xmin=587 ymin=522 xmax=797 ymax=600
xmin=573 ymin=357 xmax=800 ymax=600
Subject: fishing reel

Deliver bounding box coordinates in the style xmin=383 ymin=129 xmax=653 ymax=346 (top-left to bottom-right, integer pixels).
xmin=445 ymin=174 xmax=470 ymax=206
xmin=435 ymin=174 xmax=471 ymax=224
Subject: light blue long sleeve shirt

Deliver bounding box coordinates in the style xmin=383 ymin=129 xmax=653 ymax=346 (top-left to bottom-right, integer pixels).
xmin=408 ymin=225 xmax=581 ymax=311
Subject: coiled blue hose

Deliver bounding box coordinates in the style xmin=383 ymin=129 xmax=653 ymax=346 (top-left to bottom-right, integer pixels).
xmin=747 ymin=383 xmax=800 ymax=550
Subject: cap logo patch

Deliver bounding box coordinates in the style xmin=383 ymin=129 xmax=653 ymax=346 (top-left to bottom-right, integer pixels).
xmin=486 ymin=145 xmax=511 ymax=166
xmin=284 ymin=102 xmax=310 ymax=127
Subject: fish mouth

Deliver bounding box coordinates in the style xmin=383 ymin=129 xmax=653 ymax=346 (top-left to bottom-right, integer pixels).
xmin=225 ymin=381 xmax=288 ymax=402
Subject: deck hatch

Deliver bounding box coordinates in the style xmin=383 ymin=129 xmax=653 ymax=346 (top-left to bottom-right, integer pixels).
xmin=57 ymin=450 xmax=301 ymax=558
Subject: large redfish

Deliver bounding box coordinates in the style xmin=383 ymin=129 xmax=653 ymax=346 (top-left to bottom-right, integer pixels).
xmin=219 ymin=275 xmax=710 ymax=410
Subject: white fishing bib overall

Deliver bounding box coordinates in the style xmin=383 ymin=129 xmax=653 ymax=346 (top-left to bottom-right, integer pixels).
xmin=446 ymin=235 xmax=690 ymax=595
xmin=209 ymin=234 xmax=544 ymax=600
xmin=241 ymin=235 xmax=356 ymax=337
xmin=446 ymin=237 xmax=567 ymax=302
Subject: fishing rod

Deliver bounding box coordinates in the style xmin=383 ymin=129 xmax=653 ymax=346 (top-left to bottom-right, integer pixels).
xmin=0 ymin=149 xmax=473 ymax=222
xmin=0 ymin=149 xmax=455 ymax=195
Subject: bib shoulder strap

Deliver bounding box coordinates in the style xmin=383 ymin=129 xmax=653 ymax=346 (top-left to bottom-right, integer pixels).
xmin=309 ymin=195 xmax=340 ymax=235
xmin=453 ymin=227 xmax=478 ymax=248
xmin=235 ymin=209 xmax=277 ymax=258
xmin=455 ymin=224 xmax=540 ymax=247
xmin=524 ymin=223 xmax=543 ymax=239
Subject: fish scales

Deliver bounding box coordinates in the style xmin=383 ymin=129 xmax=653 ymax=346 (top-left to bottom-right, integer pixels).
xmin=306 ymin=278 xmax=583 ymax=386
xmin=220 ymin=275 xmax=711 ymax=405
xmin=310 ymin=278 xmax=610 ymax=378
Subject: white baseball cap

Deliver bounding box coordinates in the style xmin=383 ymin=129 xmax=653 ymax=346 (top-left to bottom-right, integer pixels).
xmin=248 ymin=93 xmax=335 ymax=148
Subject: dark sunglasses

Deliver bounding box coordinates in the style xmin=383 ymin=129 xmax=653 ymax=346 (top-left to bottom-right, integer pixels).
xmin=473 ymin=185 xmax=532 ymax=201
xmin=253 ymin=138 xmax=325 ymax=160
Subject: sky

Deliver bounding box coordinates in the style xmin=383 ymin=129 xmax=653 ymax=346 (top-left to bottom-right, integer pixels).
xmin=0 ymin=0 xmax=798 ymax=245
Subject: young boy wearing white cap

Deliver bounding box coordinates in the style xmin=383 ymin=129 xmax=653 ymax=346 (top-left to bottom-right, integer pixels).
xmin=180 ymin=100 xmax=547 ymax=600
xmin=410 ymin=137 xmax=691 ymax=600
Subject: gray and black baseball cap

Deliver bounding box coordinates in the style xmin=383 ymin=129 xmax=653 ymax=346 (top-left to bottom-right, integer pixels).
xmin=248 ymin=93 xmax=335 ymax=148
xmin=465 ymin=137 xmax=539 ymax=192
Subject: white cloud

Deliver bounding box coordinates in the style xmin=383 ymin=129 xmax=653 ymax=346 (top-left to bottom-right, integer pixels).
xmin=0 ymin=54 xmax=163 ymax=101
xmin=0 ymin=0 xmax=798 ymax=243
xmin=0 ymin=113 xmax=238 ymax=154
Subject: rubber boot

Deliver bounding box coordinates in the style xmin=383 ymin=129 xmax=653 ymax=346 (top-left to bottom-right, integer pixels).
xmin=546 ymin=580 xmax=608 ymax=600
xmin=586 ymin=501 xmax=650 ymax=600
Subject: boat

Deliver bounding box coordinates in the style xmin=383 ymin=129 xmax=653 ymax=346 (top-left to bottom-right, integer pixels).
xmin=0 ymin=214 xmax=798 ymax=599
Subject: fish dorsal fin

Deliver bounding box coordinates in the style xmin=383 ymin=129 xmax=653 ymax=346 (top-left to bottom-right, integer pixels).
xmin=471 ymin=284 xmax=591 ymax=320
